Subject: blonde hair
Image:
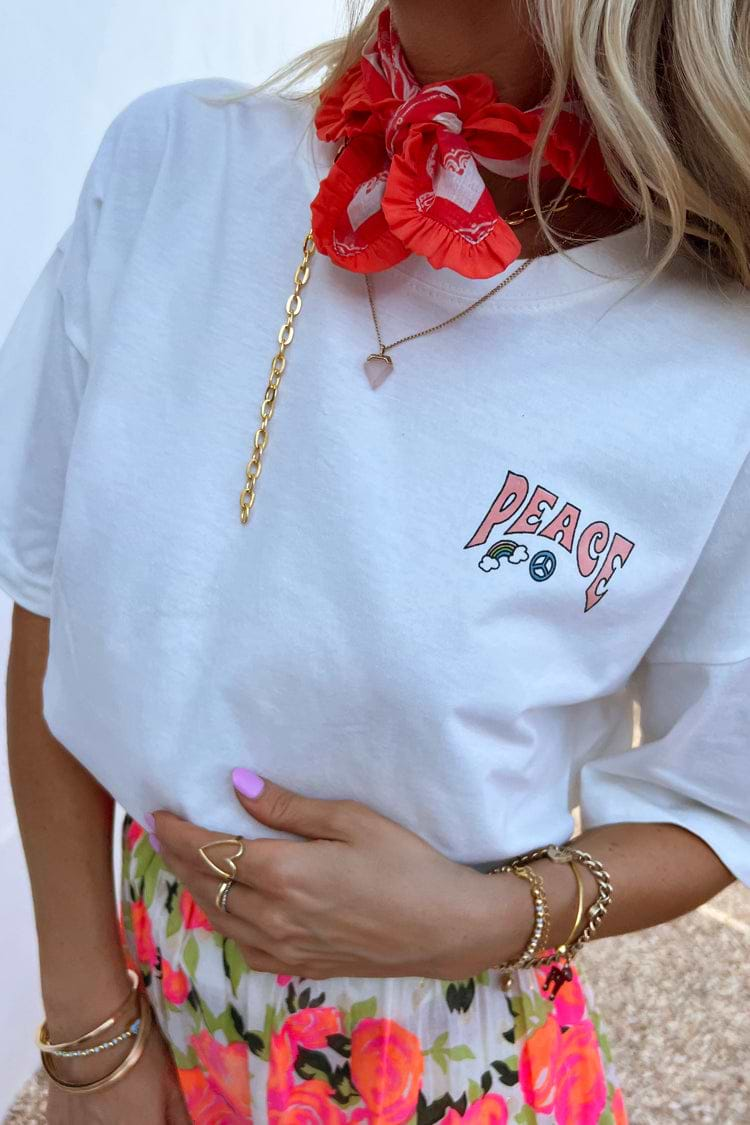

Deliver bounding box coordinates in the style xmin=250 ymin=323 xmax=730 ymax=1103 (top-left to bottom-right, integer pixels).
xmin=201 ymin=1 xmax=750 ymax=284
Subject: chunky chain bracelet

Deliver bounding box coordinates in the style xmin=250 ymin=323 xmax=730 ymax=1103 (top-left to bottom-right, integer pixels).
xmin=508 ymin=843 xmax=614 ymax=968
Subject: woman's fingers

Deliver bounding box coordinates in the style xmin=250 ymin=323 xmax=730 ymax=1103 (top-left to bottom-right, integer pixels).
xmin=150 ymin=810 xmax=314 ymax=893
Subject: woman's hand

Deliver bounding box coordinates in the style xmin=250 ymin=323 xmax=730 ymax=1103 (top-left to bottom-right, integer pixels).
xmin=153 ymin=773 xmax=522 ymax=980
xmin=46 ymin=1016 xmax=191 ymax=1124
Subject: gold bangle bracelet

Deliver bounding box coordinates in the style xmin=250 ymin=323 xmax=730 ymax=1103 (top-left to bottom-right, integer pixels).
xmin=507 ymin=843 xmax=614 ymax=969
xmin=41 ymin=989 xmax=152 ymax=1095
xmin=559 ymin=860 xmax=586 ymax=952
xmin=36 ymin=968 xmax=141 ymax=1054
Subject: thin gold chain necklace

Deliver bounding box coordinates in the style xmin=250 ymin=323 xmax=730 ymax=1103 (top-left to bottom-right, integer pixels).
xmin=362 ymin=189 xmax=584 ymax=386
xmin=363 ymin=258 xmax=532 ymax=386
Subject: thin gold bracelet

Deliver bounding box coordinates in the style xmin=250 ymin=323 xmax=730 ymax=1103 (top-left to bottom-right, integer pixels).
xmin=560 ymin=859 xmax=586 ymax=952
xmin=36 ymin=969 xmax=141 ymax=1054
xmin=41 ymin=989 xmax=152 ymax=1095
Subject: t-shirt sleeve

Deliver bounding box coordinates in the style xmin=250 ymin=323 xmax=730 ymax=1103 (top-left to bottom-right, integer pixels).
xmin=0 ymin=107 xmax=124 ymax=616
xmin=579 ymin=451 xmax=750 ymax=887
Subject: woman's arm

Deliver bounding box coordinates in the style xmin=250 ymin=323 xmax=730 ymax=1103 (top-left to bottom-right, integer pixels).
xmin=152 ymin=773 xmax=737 ymax=981
xmin=7 ymin=604 xmax=130 ymax=1034
xmin=506 ymin=819 xmax=735 ymax=957
xmin=6 ymin=603 xmax=189 ymax=1121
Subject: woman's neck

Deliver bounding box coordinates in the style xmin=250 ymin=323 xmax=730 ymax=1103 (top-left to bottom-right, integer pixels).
xmin=389 ymin=0 xmax=547 ymax=109
xmin=388 ymin=0 xmax=631 ymax=257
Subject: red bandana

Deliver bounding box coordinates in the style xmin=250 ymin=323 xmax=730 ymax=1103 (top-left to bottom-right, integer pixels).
xmin=310 ymin=7 xmax=621 ymax=279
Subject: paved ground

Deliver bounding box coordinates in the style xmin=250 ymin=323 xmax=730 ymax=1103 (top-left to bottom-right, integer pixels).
xmin=6 ymin=882 xmax=748 ymax=1123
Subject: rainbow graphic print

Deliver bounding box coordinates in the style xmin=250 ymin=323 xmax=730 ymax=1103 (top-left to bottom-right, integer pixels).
xmin=478 ymin=539 xmax=530 ymax=572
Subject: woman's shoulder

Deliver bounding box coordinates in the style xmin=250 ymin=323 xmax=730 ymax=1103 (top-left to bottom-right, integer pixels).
xmin=93 ymin=77 xmax=318 ymax=199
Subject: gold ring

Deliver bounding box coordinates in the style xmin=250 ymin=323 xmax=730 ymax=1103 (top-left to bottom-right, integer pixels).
xmin=216 ymin=878 xmax=235 ymax=913
xmin=198 ymin=836 xmax=245 ymax=879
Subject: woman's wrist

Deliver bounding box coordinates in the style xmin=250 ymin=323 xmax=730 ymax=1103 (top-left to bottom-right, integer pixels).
xmin=41 ymin=954 xmax=135 ymax=1042
xmin=455 ymin=853 xmax=599 ymax=976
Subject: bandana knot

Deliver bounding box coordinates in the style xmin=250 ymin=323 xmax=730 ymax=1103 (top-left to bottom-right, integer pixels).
xmin=310 ymin=7 xmax=621 ymax=279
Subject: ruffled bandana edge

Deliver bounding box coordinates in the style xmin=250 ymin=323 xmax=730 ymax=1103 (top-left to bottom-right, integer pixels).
xmin=310 ymin=6 xmax=622 ymax=280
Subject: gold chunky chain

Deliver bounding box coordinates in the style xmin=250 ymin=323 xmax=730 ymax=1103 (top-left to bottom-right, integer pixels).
xmin=239 ymin=230 xmax=316 ymax=524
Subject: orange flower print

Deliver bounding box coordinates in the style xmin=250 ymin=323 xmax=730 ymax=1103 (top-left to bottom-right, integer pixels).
xmin=283 ymin=1008 xmax=344 ymax=1050
xmin=612 ymin=1085 xmax=629 ymax=1124
xmin=442 ymin=1094 xmax=509 ymax=1125
xmin=277 ymin=1078 xmax=347 ymax=1124
xmin=162 ymin=957 xmax=189 ymax=1005
xmin=130 ymin=900 xmax=157 ymax=968
xmin=268 ymin=1027 xmax=296 ymax=1124
xmin=180 ymin=888 xmax=213 ymax=931
xmin=535 ymin=961 xmax=587 ymax=1027
xmin=553 ymin=1020 xmax=607 ymax=1125
xmin=178 ymin=1066 xmax=250 ymax=1124
xmin=349 ymin=1017 xmax=423 ymax=1125
xmin=189 ymin=1030 xmax=252 ymax=1120
xmin=518 ymin=1012 xmax=561 ymax=1114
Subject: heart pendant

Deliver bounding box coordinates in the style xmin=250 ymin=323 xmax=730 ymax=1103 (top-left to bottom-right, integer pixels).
xmin=198 ymin=836 xmax=245 ymax=879
xmin=364 ymin=351 xmax=394 ymax=390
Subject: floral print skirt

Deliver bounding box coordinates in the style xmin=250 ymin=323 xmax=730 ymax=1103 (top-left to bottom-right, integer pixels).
xmin=120 ymin=816 xmax=629 ymax=1125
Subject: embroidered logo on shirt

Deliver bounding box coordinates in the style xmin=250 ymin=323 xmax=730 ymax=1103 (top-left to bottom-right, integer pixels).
xmin=464 ymin=469 xmax=635 ymax=612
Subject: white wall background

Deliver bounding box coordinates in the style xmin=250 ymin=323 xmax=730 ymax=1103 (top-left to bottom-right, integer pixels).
xmin=0 ymin=1 xmax=340 ymax=1112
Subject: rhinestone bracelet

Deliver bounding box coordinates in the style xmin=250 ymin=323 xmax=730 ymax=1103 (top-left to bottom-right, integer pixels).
xmin=488 ymin=863 xmax=551 ymax=990
xmin=46 ymin=1017 xmax=141 ymax=1058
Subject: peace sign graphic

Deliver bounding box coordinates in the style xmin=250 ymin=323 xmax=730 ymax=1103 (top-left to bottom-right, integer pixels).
xmin=529 ymin=549 xmax=557 ymax=582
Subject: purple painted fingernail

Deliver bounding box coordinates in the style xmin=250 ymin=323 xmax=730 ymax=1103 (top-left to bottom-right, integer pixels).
xmin=232 ymin=767 xmax=265 ymax=799
xmin=149 ymin=833 xmax=162 ymax=853
xmin=144 ymin=813 xmax=156 ymax=833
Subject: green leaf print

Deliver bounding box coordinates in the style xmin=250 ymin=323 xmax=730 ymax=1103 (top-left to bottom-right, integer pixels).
xmin=230 ymin=1004 xmax=246 ymax=1039
xmin=510 ymin=991 xmax=552 ymax=1039
xmin=222 ymin=939 xmax=248 ymax=997
xmin=467 ymin=1079 xmax=483 ymax=1104
xmin=591 ymin=1010 xmax=613 ymax=1064
xmin=597 ymin=1112 xmax=616 ymax=1125
xmin=330 ymin=1065 xmax=361 ymax=1108
xmin=480 ymin=1070 xmax=492 ymax=1094
xmin=142 ymin=858 xmax=160 ymax=910
xmin=445 ymin=1045 xmax=476 ymax=1062
xmin=475 ymin=970 xmax=490 ymax=986
xmin=417 ymin=1090 xmax=468 ymax=1125
xmin=514 ymin=1106 xmax=538 ymax=1125
xmin=198 ymin=1001 xmax=245 ymax=1043
xmin=133 ymin=838 xmax=154 ymax=881
xmin=295 ymin=1046 xmax=335 ymax=1084
xmin=345 ymin=996 xmax=377 ymax=1035
xmin=170 ymin=1043 xmax=199 ymax=1070
xmin=431 ymin=1048 xmax=449 ymax=1075
xmin=257 ymin=1002 xmax=282 ymax=1053
xmin=491 ymin=1058 xmax=519 ymax=1087
xmin=165 ymin=904 xmax=182 ymax=939
xmin=183 ymin=936 xmax=199 ymax=979
xmin=327 ymin=1033 xmax=352 ymax=1059
xmin=422 ymin=1032 xmax=475 ymax=1075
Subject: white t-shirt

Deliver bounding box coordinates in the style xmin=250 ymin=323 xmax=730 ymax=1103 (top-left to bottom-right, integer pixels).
xmin=2 ymin=78 xmax=749 ymax=883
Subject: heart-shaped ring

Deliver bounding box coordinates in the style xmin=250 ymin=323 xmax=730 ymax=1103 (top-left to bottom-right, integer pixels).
xmin=198 ymin=836 xmax=245 ymax=879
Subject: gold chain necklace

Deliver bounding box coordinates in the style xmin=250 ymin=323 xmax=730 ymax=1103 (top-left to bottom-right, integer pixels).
xmin=240 ymin=231 xmax=316 ymax=523
xmin=363 ymin=258 xmax=531 ymax=385
xmin=239 ymin=190 xmax=586 ymax=522
xmin=362 ymin=190 xmax=585 ymax=386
